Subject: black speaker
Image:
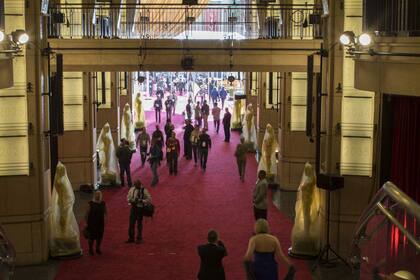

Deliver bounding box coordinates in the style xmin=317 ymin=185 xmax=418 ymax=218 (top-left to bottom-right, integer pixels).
xmin=234 ymin=94 xmax=246 ymax=100
xmin=317 ymin=173 xmax=344 ymax=191
xmin=309 ymin=14 xmax=321 ymax=24
xmin=52 ymin=12 xmax=65 ymax=24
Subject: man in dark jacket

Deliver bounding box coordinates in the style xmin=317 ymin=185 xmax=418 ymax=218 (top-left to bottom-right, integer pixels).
xmin=166 ymin=132 xmax=180 ymax=175
xmin=149 ymin=139 xmax=162 ymax=186
xmin=197 ymin=230 xmax=227 ymax=280
xmin=152 ymin=125 xmax=164 ymax=149
xmin=222 ymin=108 xmax=231 ymax=142
xmin=197 ymin=129 xmax=211 ymax=171
xmin=234 ymin=137 xmax=248 ymax=182
xmin=164 ymin=96 xmax=173 ymax=121
xmin=183 ymin=119 xmax=194 ymax=160
xmin=154 ymin=96 xmax=162 ymax=123
xmin=116 ymin=139 xmax=134 ymax=187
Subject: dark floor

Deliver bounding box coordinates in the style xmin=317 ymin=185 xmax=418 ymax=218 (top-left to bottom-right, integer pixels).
xmin=13 ymin=189 xmax=356 ymax=280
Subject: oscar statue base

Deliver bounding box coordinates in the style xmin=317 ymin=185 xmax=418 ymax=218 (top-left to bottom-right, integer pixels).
xmin=288 ymin=247 xmax=318 ymax=260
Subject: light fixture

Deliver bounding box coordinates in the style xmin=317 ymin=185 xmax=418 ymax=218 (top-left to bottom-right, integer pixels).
xmin=339 ymin=31 xmax=355 ymax=46
xmin=227 ymin=75 xmax=235 ymax=83
xmin=358 ymin=33 xmax=372 ymax=46
xmin=0 ymin=30 xmax=5 ymax=42
xmin=11 ymin=30 xmax=29 ymax=45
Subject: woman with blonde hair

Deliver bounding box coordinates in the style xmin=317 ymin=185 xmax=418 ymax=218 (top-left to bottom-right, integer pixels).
xmin=85 ymin=191 xmax=107 ymax=256
xmin=244 ymin=219 xmax=294 ymax=280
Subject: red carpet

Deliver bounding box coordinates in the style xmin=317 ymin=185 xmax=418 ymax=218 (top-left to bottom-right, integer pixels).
xmin=56 ymin=111 xmax=311 ymax=280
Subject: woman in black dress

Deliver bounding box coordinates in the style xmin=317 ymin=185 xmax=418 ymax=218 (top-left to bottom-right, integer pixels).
xmin=85 ymin=191 xmax=107 ymax=255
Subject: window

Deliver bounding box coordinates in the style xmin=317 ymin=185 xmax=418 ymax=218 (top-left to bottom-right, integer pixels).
xmin=250 ymin=72 xmax=259 ymax=96
xmin=63 ymin=72 xmax=84 ymax=131
xmin=290 ymin=72 xmax=307 ymax=131
xmin=97 ymin=72 xmax=111 ymax=109
xmin=265 ymin=72 xmax=281 ymax=109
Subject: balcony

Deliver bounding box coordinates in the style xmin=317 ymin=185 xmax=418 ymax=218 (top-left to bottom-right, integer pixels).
xmin=47 ymin=2 xmax=323 ymax=40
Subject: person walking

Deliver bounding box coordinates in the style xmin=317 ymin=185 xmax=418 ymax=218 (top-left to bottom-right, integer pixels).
xmin=166 ymin=132 xmax=180 ymax=175
xmin=164 ymin=119 xmax=174 ymax=144
xmin=243 ymin=219 xmax=295 ymax=280
xmin=152 ymin=125 xmax=164 ymax=150
xmin=190 ymin=125 xmax=200 ymax=166
xmin=85 ymin=191 xmax=107 ymax=256
xmin=126 ymin=181 xmax=152 ymax=244
xmin=222 ymin=108 xmax=232 ymax=142
xmin=136 ymin=127 xmax=150 ymax=168
xmin=197 ymin=230 xmax=227 ymax=280
xmin=198 ymin=129 xmax=211 ymax=171
xmin=149 ymin=140 xmax=162 ymax=186
xmin=183 ymin=119 xmax=194 ymax=160
xmin=201 ymin=100 xmax=210 ymax=130
xmin=234 ymin=137 xmax=248 ymax=182
xmin=186 ymin=99 xmax=193 ymax=121
xmin=219 ymin=87 xmax=227 ymax=109
xmin=211 ymin=102 xmax=221 ymax=133
xmin=253 ymin=170 xmax=268 ymax=220
xmin=154 ymin=96 xmax=162 ymax=123
xmin=164 ymin=96 xmax=173 ymax=121
xmin=195 ymin=101 xmax=202 ymax=127
xmin=116 ymin=139 xmax=134 ymax=187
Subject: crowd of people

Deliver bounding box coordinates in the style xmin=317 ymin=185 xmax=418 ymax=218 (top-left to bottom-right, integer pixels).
xmin=88 ymin=76 xmax=296 ymax=279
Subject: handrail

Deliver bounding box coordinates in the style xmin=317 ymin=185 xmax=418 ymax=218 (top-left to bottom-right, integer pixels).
xmin=352 ymin=181 xmax=420 ymax=257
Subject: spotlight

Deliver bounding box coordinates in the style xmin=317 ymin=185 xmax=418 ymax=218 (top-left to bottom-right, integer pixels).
xmin=339 ymin=31 xmax=355 ymax=46
xmin=358 ymin=33 xmax=372 ymax=46
xmin=227 ymin=75 xmax=235 ymax=83
xmin=11 ymin=30 xmax=29 ymax=45
xmin=0 ymin=30 xmax=5 ymax=42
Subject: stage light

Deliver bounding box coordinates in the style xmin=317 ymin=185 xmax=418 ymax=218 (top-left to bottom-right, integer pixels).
xmin=358 ymin=33 xmax=372 ymax=46
xmin=339 ymin=31 xmax=355 ymax=46
xmin=0 ymin=31 xmax=5 ymax=42
xmin=12 ymin=30 xmax=29 ymax=45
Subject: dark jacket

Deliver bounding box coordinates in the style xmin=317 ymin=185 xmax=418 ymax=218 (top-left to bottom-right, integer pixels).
xmin=152 ymin=129 xmax=164 ymax=148
xmin=116 ymin=144 xmax=133 ymax=164
xmin=154 ymin=99 xmax=162 ymax=110
xmin=183 ymin=123 xmax=194 ymax=141
xmin=197 ymin=242 xmax=227 ymax=280
xmin=198 ymin=133 xmax=212 ymax=150
xmin=222 ymin=112 xmax=231 ymax=127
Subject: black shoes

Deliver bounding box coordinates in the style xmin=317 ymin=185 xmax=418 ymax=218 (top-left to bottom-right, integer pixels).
xmin=125 ymin=239 xmax=134 ymax=244
xmin=96 ymin=248 xmax=102 ymax=255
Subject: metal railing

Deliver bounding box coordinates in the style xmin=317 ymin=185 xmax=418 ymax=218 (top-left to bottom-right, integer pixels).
xmin=349 ymin=182 xmax=420 ymax=279
xmin=47 ymin=3 xmax=323 ymax=40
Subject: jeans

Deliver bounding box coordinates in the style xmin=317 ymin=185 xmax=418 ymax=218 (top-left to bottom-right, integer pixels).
xmin=199 ymin=149 xmax=208 ymax=170
xmin=155 ymin=109 xmax=161 ymax=123
xmin=224 ymin=125 xmax=231 ymax=142
xmin=128 ymin=206 xmax=143 ymax=241
xmin=237 ymin=159 xmax=246 ymax=181
xmin=140 ymin=146 xmax=148 ymax=167
xmin=151 ymin=161 xmax=159 ymax=186
xmin=119 ymin=162 xmax=132 ymax=187
xmin=192 ymin=145 xmax=198 ymax=164
xmin=168 ymin=152 xmax=178 ymax=174
xmin=214 ymin=119 xmax=220 ymax=133
xmin=184 ymin=140 xmax=192 ymax=159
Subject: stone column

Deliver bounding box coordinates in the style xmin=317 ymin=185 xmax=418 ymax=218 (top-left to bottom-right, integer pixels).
xmin=0 ymin=0 xmax=50 ymax=265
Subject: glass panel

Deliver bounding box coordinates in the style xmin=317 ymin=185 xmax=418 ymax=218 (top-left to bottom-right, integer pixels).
xmin=290 ymin=72 xmax=307 ymax=131
xmin=97 ymin=72 xmax=112 ymax=109
xmin=0 ymin=137 xmax=29 ymax=176
xmin=63 ymin=72 xmax=84 ymax=131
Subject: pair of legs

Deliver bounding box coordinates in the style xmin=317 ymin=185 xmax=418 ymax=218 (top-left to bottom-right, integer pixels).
xmin=214 ymin=119 xmax=220 ymax=133
xmin=184 ymin=141 xmax=192 ymax=159
xmin=120 ymin=162 xmax=132 ymax=187
xmin=140 ymin=146 xmax=147 ymax=167
xmin=237 ymin=159 xmax=246 ymax=182
xmin=155 ymin=109 xmax=161 ymax=123
xmin=192 ymin=145 xmax=198 ymax=165
xmin=88 ymin=238 xmax=102 ymax=255
xmin=253 ymin=206 xmax=267 ymax=221
xmin=168 ymin=153 xmax=178 ymax=175
xmin=151 ymin=161 xmax=159 ymax=186
xmin=199 ymin=149 xmax=208 ymax=171
xmin=202 ymin=115 xmax=208 ymax=129
xmin=128 ymin=206 xmax=143 ymax=243
xmin=224 ymin=125 xmax=231 ymax=142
